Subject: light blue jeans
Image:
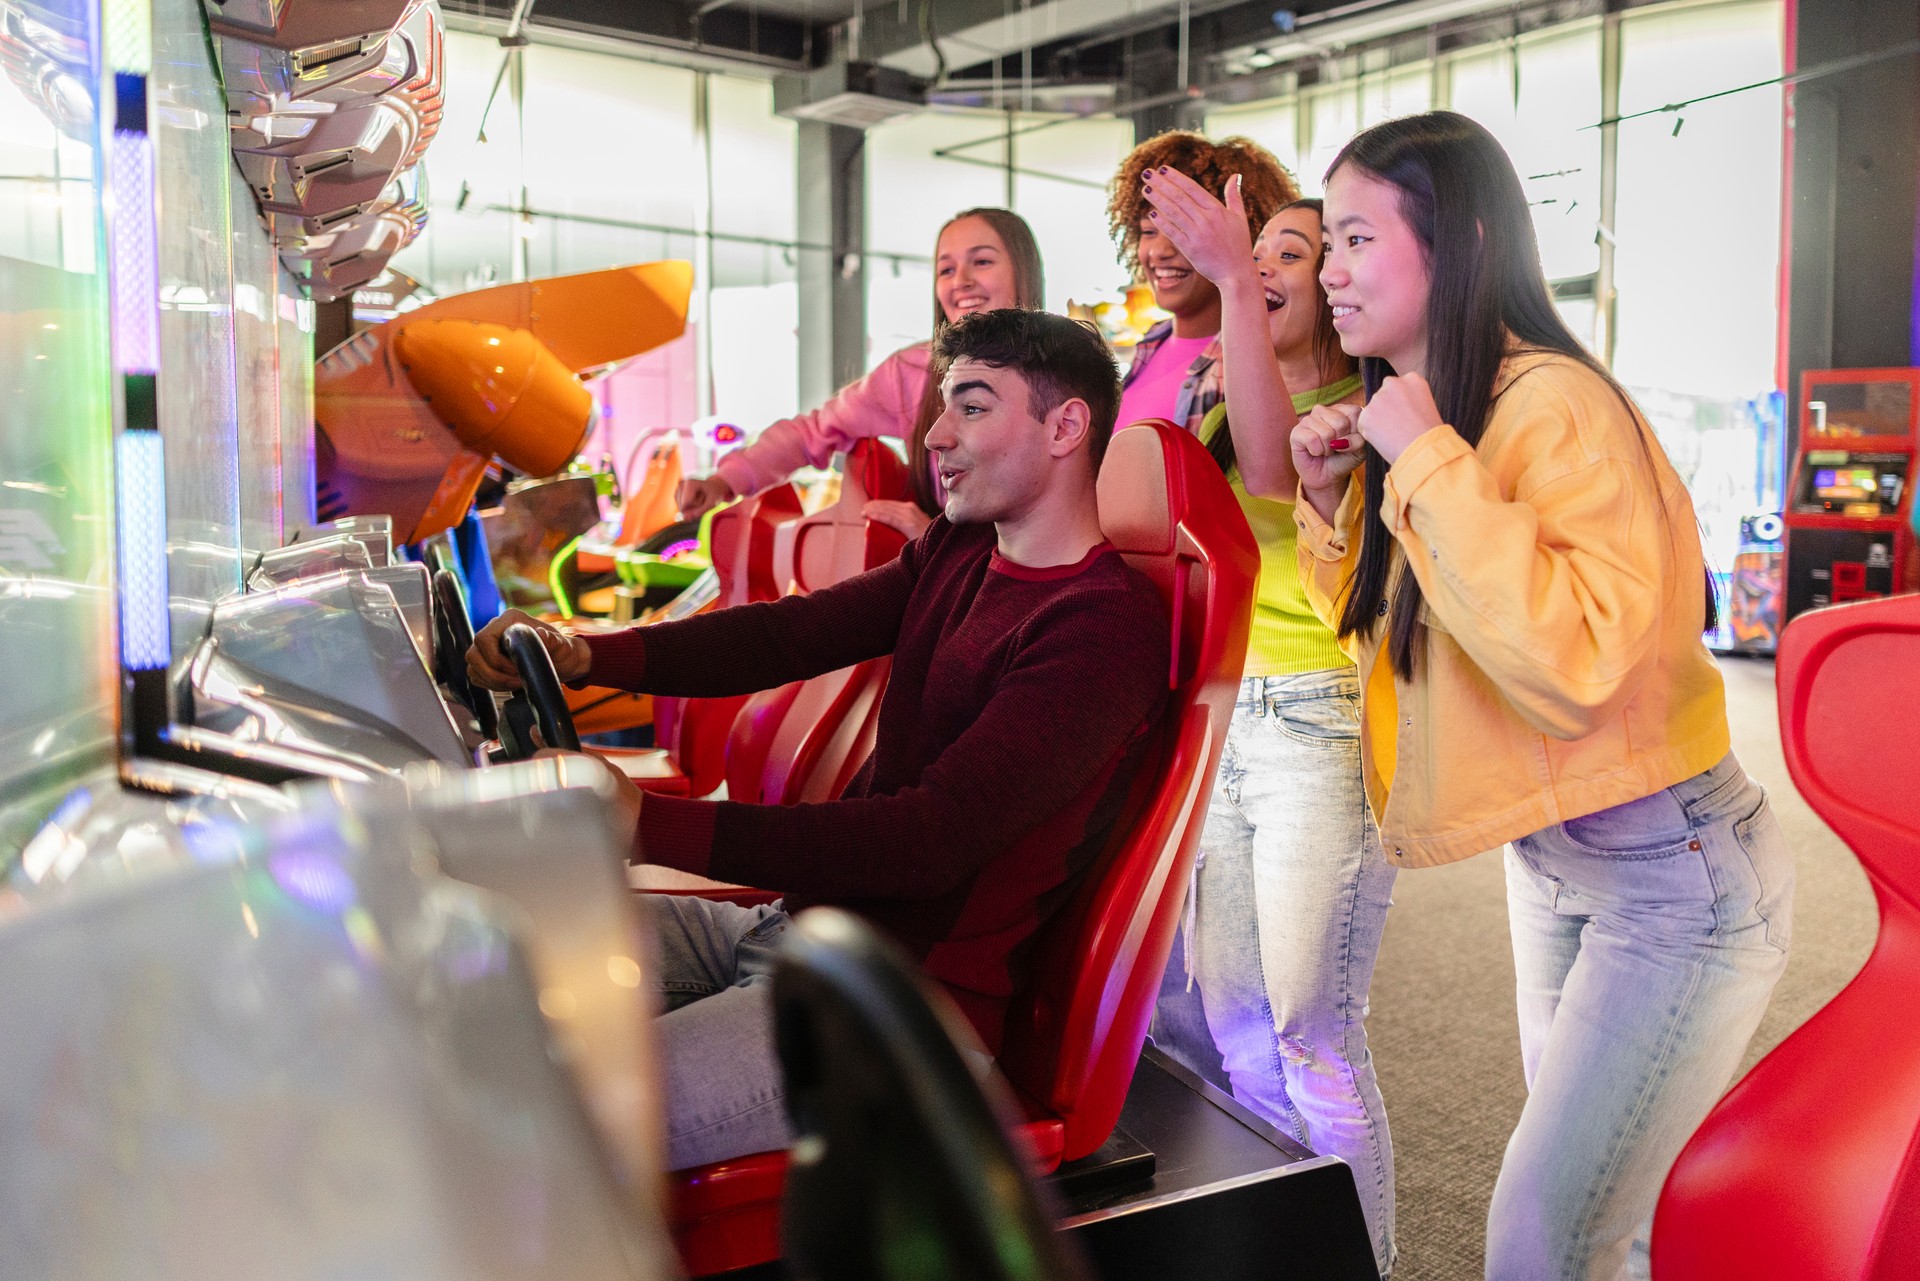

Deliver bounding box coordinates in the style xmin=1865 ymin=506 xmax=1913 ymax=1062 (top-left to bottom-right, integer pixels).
xmin=647 ymin=893 xmax=794 ymax=1170
xmin=1490 ymin=753 xmax=1794 ymax=1281
xmin=1153 ymin=670 xmax=1399 ymax=1276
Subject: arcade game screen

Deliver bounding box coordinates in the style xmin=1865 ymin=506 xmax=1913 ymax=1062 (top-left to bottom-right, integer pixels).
xmin=1813 ymin=467 xmax=1879 ymax=503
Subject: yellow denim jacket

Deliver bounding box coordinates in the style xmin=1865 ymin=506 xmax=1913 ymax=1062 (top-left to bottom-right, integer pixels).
xmin=1294 ymin=351 xmax=1731 ymax=869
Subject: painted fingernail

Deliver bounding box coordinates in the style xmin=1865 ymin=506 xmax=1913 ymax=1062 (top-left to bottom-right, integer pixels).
xmin=1143 ymin=184 xmax=1152 ymax=193
xmin=1149 ymin=209 xmax=1158 ymax=218
xmin=1330 ymin=438 xmax=1351 ymax=451
xmin=1158 ymin=166 xmax=1168 ymax=174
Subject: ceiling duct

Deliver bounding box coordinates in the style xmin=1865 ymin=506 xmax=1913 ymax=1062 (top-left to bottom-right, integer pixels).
xmin=1227 ymin=0 xmax=1538 ymax=70
xmin=774 ymin=60 xmax=926 ymax=130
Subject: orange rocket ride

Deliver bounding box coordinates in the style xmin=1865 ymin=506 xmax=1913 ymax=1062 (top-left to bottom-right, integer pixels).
xmin=315 ymin=261 xmax=693 ymax=544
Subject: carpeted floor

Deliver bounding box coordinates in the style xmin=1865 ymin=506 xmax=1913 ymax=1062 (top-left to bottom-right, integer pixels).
xmin=1367 ymin=655 xmax=1879 ymax=1281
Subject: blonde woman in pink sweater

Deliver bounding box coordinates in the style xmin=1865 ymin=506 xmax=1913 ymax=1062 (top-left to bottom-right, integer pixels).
xmin=676 ymin=208 xmax=1045 ymax=538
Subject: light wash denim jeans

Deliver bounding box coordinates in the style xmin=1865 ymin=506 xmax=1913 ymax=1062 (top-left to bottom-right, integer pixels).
xmin=1490 ymin=752 xmax=1794 ymax=1281
xmin=647 ymin=893 xmax=794 ymax=1171
xmin=1153 ymin=670 xmax=1399 ymax=1277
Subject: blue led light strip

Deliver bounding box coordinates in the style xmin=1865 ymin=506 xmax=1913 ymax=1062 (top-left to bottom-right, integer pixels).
xmin=115 ymin=428 xmax=169 ymax=669
xmin=106 ymin=50 xmax=167 ymax=678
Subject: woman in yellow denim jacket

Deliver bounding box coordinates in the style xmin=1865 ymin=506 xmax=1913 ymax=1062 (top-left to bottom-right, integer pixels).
xmin=1291 ymin=112 xmax=1795 ymax=1280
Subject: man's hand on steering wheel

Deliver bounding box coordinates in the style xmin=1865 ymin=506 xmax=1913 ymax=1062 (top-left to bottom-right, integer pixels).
xmin=469 ymin=609 xmax=592 ymax=691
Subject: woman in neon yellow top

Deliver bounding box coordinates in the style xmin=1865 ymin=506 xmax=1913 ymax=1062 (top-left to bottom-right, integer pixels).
xmin=1140 ymin=172 xmax=1397 ymax=1276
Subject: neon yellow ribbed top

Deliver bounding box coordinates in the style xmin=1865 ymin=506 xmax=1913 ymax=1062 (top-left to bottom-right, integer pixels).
xmin=1200 ymin=376 xmax=1363 ymax=677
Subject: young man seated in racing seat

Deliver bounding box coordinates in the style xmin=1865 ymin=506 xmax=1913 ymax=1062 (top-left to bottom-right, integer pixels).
xmin=469 ymin=308 xmax=1171 ymax=1171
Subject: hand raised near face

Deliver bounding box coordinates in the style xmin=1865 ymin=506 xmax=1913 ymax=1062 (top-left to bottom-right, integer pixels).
xmin=1139 ymin=168 xmax=1257 ymax=288
xmin=1356 ymin=373 xmax=1445 ymax=465
xmin=1289 ymin=402 xmax=1367 ymax=499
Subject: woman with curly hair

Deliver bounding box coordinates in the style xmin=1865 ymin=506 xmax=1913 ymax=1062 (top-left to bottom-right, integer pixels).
xmin=676 ymin=207 xmax=1044 ymax=540
xmin=1106 ymin=131 xmax=1297 ymax=434
xmin=1140 ymin=163 xmax=1397 ymax=1277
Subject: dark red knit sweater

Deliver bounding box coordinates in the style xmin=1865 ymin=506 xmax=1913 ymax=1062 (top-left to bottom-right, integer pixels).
xmin=582 ymin=518 xmax=1170 ymax=1049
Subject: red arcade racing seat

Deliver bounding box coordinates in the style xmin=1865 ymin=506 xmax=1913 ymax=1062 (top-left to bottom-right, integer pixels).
xmin=665 ymin=420 xmax=1259 ymax=1276
xmin=723 ymin=439 xmax=914 ymax=808
xmin=649 ymin=482 xmax=807 ymax=799
xmin=1652 ymin=593 xmax=1920 ymax=1280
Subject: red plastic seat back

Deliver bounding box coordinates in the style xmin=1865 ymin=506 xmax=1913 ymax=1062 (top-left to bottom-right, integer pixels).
xmin=997 ymin=420 xmax=1258 ymax=1162
xmin=726 ymin=441 xmax=917 ymax=807
xmin=657 ymin=484 xmax=806 ymax=797
xmin=778 ymin=439 xmax=914 ymax=595
xmin=1653 ymin=594 xmax=1920 ymax=1281
xmin=709 ymin=483 xmax=806 ymax=607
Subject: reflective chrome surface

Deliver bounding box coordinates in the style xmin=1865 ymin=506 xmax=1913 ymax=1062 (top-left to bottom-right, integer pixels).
xmin=246 ymin=555 xmax=435 ymax=671
xmin=3 ymin=763 xmax=289 ymax=912
xmin=248 ymin=532 xmax=375 ymax=585
xmin=287 ymin=514 xmax=395 ymax=566
xmin=185 ymin=635 xmax=430 ymax=776
xmin=0 ymin=763 xmax=672 ymax=1279
xmin=206 ymin=570 xmax=468 ymax=765
xmin=333 ymin=757 xmax=667 ymax=1197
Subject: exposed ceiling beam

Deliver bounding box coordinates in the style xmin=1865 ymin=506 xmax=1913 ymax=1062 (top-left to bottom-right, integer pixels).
xmin=439 ymin=0 xmax=813 ymax=74
xmin=856 ymin=0 xmax=1210 ymax=79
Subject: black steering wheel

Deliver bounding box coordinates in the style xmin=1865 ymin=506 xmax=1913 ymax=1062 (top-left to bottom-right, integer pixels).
xmin=432 ymin=570 xmax=499 ymax=740
xmin=498 ymin=622 xmax=582 ymax=758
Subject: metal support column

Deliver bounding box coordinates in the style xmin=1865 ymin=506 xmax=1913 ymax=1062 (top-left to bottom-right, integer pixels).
xmin=1594 ymin=10 xmax=1622 ymax=367
xmin=795 ymin=119 xmax=867 ymax=407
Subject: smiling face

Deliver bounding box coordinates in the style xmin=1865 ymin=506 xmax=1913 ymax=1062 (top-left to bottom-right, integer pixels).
xmin=1320 ymin=165 xmax=1433 ymax=375
xmin=924 ymin=359 xmax=1060 ymax=526
xmin=934 ymin=215 xmax=1019 ymax=323
xmin=1255 ymin=205 xmax=1328 ymax=361
xmin=1136 ymin=214 xmax=1220 ymax=321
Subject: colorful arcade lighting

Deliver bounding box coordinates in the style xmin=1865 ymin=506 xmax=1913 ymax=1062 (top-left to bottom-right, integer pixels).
xmin=101 ymin=0 xmax=171 ymax=750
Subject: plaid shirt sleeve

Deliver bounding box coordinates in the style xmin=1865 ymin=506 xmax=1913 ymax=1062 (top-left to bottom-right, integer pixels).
xmin=1174 ymin=335 xmax=1227 ymax=437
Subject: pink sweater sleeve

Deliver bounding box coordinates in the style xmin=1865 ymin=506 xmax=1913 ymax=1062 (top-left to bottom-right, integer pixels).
xmin=714 ymin=342 xmax=932 ymax=496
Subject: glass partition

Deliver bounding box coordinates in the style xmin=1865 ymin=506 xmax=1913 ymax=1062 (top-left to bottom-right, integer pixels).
xmin=233 ymin=182 xmax=283 ymax=551
xmin=154 ymin=0 xmax=243 ymax=659
xmin=0 ymin=0 xmax=118 ymax=852
xmin=277 ymin=284 xmax=315 ymax=533
xmin=1204 ymin=98 xmax=1301 ymax=183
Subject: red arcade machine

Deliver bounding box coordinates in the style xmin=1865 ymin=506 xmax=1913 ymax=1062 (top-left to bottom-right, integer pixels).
xmin=1782 ymin=367 xmax=1918 ymax=622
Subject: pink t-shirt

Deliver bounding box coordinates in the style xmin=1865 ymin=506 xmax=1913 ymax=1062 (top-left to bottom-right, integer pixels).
xmin=1117 ymin=333 xmax=1214 ymax=430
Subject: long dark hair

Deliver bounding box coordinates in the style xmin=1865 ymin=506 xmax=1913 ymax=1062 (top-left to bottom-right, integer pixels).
xmin=1208 ymin=197 xmax=1356 ymax=477
xmin=1327 ymin=111 xmax=1716 ymax=678
xmin=907 ymin=208 xmax=1045 ymax=513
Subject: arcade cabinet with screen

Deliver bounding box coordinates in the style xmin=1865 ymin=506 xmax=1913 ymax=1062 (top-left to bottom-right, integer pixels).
xmin=1782 ymin=367 xmax=1917 ymax=621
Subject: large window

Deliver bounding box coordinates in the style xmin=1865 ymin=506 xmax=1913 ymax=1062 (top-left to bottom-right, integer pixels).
xmin=1204 ymin=97 xmax=1300 ymax=184
xmin=864 ymin=108 xmax=1135 ymax=367
xmin=1448 ymin=26 xmax=1603 ymax=288
xmin=1612 ymin=0 xmax=1786 ymax=592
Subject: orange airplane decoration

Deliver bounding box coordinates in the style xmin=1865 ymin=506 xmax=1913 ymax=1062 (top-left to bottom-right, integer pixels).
xmin=314 ymin=260 xmax=693 ymax=543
